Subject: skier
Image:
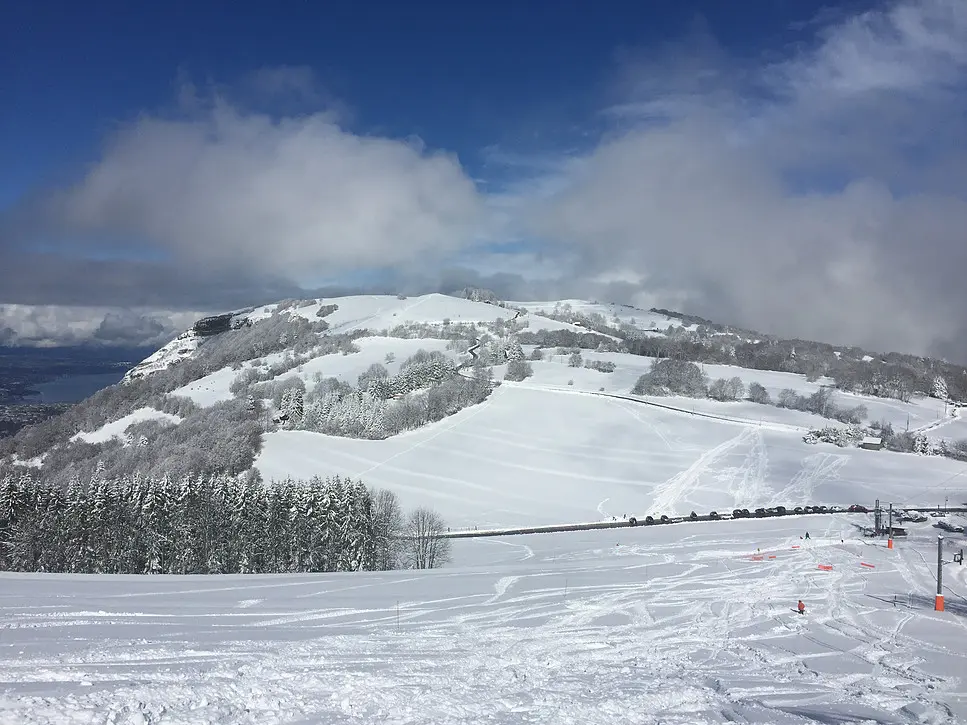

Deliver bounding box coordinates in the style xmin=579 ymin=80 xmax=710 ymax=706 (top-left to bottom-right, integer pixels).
xmin=805 ymin=531 xmax=810 ymax=540
xmin=797 ymin=599 xmax=805 ymax=615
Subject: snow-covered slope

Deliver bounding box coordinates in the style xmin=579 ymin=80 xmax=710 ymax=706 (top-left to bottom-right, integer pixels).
xmin=125 ymin=293 xmax=591 ymax=383
xmin=510 ymin=299 xmax=690 ymax=332
xmin=122 ymin=328 xmax=201 ymax=382
xmin=70 ymin=407 xmax=182 ymax=444
xmin=5 ymin=292 xmax=967 ymax=722
xmin=8 ymin=292 xmax=964 ymax=529
xmin=255 ymin=382 xmax=964 ymax=529
xmin=2 ymin=516 xmax=964 ymax=723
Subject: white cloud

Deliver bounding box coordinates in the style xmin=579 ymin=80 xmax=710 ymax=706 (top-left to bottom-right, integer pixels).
xmin=0 ymin=305 xmax=207 ymax=347
xmin=776 ymin=0 xmax=967 ymax=96
xmin=515 ymin=0 xmax=967 ymax=358
xmin=5 ymin=6 xmax=967 ymax=361
xmin=29 ymin=87 xmax=484 ymax=285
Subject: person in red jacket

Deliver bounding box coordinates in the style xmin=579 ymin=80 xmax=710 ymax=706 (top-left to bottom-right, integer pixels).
xmin=798 ymin=599 xmax=806 ymax=615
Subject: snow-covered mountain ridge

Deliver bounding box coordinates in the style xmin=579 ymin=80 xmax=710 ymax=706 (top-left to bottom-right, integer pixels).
xmin=2 ymin=289 xmax=966 ymax=531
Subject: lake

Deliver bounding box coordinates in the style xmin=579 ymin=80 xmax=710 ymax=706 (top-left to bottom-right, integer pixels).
xmin=28 ymin=371 xmax=127 ymax=404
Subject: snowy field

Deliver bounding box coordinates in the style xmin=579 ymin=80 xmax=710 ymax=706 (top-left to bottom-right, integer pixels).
xmin=531 ymin=350 xmax=950 ymax=436
xmin=256 ymin=383 xmax=967 ymax=530
xmin=509 ymin=299 xmax=690 ymax=332
xmin=8 ymin=292 xmax=967 ymax=722
xmin=2 ymin=517 xmax=965 ymax=724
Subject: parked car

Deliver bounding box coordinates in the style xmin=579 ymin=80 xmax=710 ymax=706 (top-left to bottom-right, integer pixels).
xmin=793 ymin=506 xmax=804 ymax=514
xmin=660 ymin=515 xmax=670 ymax=523
xmin=709 ymin=511 xmax=720 ymax=520
xmin=847 ymin=504 xmax=868 ymax=513
xmin=754 ymin=508 xmax=767 ymax=518
xmin=645 ymin=515 xmax=655 ymax=525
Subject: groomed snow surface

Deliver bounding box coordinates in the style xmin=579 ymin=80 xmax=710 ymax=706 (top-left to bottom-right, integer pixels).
xmin=1 ymin=517 xmax=965 ymax=724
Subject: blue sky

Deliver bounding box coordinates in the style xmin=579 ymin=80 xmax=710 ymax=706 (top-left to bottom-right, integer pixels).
xmin=2 ymin=0 xmax=857 ymax=201
xmin=2 ymin=0 xmax=967 ymax=359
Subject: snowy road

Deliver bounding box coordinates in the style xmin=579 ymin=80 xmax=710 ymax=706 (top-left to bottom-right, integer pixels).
xmin=1 ymin=518 xmax=965 ymax=724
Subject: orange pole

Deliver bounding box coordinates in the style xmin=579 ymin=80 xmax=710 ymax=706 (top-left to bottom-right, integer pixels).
xmin=936 ymin=536 xmax=944 ymax=612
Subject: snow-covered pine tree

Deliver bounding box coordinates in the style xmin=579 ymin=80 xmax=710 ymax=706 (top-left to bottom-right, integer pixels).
xmin=346 ymin=480 xmax=376 ymax=571
xmin=505 ymin=339 xmax=525 ymax=361
xmin=933 ymin=375 xmax=948 ymax=401
xmin=141 ymin=475 xmax=172 ymax=574
xmin=62 ymin=476 xmax=88 ymax=572
xmin=172 ymin=473 xmax=203 ymax=573
xmin=87 ymin=474 xmax=111 ymax=572
xmin=263 ymin=481 xmax=291 ymax=572
xmin=913 ymin=433 xmax=929 ymax=455
xmin=326 ymin=477 xmax=352 ymax=571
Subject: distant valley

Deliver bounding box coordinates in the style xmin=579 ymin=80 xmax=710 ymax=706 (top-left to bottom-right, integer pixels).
xmin=0 ymin=345 xmax=154 ymax=437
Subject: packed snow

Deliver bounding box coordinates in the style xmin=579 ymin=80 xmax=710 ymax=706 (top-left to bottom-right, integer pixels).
xmin=1 ymin=517 xmax=965 ymax=724
xmin=70 ymin=407 xmax=182 ymax=445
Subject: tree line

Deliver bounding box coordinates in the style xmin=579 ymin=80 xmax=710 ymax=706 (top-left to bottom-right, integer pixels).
xmin=0 ymin=470 xmax=450 ymax=574
xmin=630 ymin=358 xmax=967 ymax=457
xmin=532 ymin=302 xmax=967 ymax=403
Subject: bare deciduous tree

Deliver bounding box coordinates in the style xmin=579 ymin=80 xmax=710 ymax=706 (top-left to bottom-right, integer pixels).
xmin=404 ymin=507 xmax=451 ymax=570
xmin=747 ymin=381 xmax=771 ymax=404
xmin=370 ymin=487 xmax=405 ymax=570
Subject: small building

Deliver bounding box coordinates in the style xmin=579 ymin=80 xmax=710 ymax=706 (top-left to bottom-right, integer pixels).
xmin=859 ymin=436 xmax=883 ymax=451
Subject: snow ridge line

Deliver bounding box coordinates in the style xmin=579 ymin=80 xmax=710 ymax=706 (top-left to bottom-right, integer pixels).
xmin=499 ymin=380 xmax=810 ymax=433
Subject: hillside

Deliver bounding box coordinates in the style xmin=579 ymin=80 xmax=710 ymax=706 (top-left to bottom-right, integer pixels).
xmin=1 ymin=290 xmax=966 ymax=531
xmin=2 ymin=290 xmax=967 ymax=721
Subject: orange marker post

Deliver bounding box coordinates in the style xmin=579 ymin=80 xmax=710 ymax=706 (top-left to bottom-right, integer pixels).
xmin=936 ymin=536 xmax=945 ymax=612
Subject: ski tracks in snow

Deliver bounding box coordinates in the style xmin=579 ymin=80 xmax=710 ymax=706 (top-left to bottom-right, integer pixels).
xmin=771 ymin=452 xmax=850 ymax=507
xmin=727 ymin=427 xmax=770 ymax=509
xmin=650 ymin=427 xmax=759 ymax=515
xmin=1 ymin=527 xmax=965 ymax=724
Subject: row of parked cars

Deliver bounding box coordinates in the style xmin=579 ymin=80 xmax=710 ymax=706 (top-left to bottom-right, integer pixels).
xmin=936 ymin=520 xmax=966 ymax=534
xmin=627 ymin=503 xmax=869 ymax=527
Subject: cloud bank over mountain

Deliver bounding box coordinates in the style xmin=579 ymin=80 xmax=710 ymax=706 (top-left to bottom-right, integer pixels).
xmin=2 ymin=1 xmax=965 ymax=359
